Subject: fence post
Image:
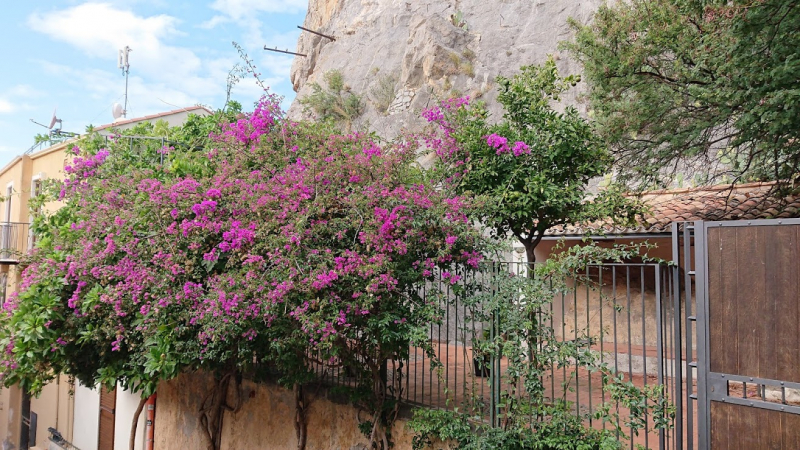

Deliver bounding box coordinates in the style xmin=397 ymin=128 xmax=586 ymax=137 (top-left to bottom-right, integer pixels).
xmin=489 ymin=262 xmax=502 ymax=428
xmin=671 ymin=223 xmax=684 ymax=449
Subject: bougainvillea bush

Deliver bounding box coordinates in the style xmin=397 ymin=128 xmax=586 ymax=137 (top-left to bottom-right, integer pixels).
xmin=0 ymin=93 xmax=485 ymax=447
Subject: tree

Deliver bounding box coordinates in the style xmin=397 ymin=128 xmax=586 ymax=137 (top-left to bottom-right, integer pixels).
xmin=563 ymin=0 xmax=800 ymax=189
xmin=424 ymin=58 xmax=638 ymax=264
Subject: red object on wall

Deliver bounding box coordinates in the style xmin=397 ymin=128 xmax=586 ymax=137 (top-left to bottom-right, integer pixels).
xmin=145 ymin=393 xmax=156 ymax=450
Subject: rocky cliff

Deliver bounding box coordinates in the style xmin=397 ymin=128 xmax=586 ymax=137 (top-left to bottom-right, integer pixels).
xmin=288 ymin=0 xmax=602 ymax=138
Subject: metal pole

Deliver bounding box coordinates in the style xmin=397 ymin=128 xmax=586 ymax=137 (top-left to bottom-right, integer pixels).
xmin=683 ymin=222 xmax=696 ymax=450
xmin=694 ymin=221 xmax=709 ymax=450
xmin=263 ymin=46 xmax=307 ymax=57
xmin=123 ymin=67 xmax=129 ymax=118
xmin=671 ymin=223 xmax=684 ymax=449
xmin=655 ymin=266 xmax=666 ymax=450
xmin=297 ymin=25 xmax=336 ymax=41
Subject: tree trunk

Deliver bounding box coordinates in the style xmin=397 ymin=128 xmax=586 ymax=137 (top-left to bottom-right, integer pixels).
xmin=129 ymin=395 xmax=148 ymax=450
xmin=522 ymin=239 xmax=541 ymax=421
xmin=524 ymin=241 xmax=536 ymax=273
xmin=294 ymin=383 xmax=308 ymax=450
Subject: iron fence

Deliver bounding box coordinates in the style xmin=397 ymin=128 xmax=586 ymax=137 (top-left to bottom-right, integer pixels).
xmin=310 ymin=259 xmax=694 ymax=449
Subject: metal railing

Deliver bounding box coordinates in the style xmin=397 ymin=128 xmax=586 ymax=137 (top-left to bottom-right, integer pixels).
xmin=48 ymin=427 xmax=82 ymax=450
xmin=310 ymin=260 xmax=690 ymax=449
xmin=0 ymin=222 xmax=30 ymax=263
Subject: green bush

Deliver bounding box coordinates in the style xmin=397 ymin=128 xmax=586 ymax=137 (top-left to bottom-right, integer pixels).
xmin=300 ymin=69 xmax=364 ymax=129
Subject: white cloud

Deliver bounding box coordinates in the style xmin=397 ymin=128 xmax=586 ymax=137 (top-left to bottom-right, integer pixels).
xmin=204 ymin=0 xmax=304 ymax=50
xmin=0 ymin=145 xmax=20 ymax=158
xmin=28 ymin=3 xmax=202 ymax=86
xmin=27 ymin=4 xmax=234 ymax=116
xmin=0 ymin=85 xmax=42 ymax=114
xmin=199 ymin=15 xmax=230 ymax=29
xmin=28 ymin=3 xmax=180 ymax=58
xmin=24 ymin=2 xmax=299 ymax=127
xmin=0 ymin=100 xmax=14 ymax=114
xmin=7 ymin=85 xmax=44 ymax=99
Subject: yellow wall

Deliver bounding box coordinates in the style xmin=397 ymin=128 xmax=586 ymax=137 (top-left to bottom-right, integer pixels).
xmin=155 ymin=372 xmax=417 ymax=450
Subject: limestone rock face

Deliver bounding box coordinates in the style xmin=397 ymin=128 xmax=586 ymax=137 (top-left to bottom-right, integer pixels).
xmin=288 ymin=0 xmax=603 ymax=138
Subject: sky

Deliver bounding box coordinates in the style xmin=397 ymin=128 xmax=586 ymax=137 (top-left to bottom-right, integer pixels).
xmin=0 ymin=0 xmax=308 ymax=166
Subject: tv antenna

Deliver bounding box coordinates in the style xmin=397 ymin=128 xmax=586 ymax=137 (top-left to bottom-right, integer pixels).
xmin=27 ymin=107 xmax=79 ymax=153
xmin=118 ymin=45 xmax=132 ymax=119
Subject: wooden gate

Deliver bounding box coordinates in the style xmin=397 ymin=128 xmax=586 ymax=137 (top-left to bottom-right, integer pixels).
xmin=696 ymin=219 xmax=800 ymax=449
xmin=98 ymin=386 xmax=117 ymax=450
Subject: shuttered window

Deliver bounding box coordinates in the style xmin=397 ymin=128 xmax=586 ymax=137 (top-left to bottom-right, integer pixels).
xmin=98 ymin=386 xmax=116 ymax=450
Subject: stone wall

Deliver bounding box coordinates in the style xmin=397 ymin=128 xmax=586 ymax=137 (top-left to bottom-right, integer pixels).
xmin=289 ymin=0 xmax=603 ymax=141
xmin=154 ymin=372 xmax=418 ymax=450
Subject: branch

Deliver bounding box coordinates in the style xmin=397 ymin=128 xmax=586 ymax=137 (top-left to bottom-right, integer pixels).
xmin=129 ymin=395 xmax=148 ymax=450
xmin=631 ymin=70 xmax=709 ymax=86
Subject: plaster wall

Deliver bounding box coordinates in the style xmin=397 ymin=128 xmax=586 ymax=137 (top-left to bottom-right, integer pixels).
xmin=0 ymin=387 xmax=8 ymax=447
xmin=29 ymin=376 xmax=73 ymax=448
xmin=0 ymin=155 xmax=29 ymax=224
xmin=0 ymin=385 xmax=21 ymax=450
xmin=113 ymin=386 xmax=147 ymax=450
xmin=155 ymin=372 xmax=417 ymax=450
xmin=72 ymin=383 xmax=100 ymax=450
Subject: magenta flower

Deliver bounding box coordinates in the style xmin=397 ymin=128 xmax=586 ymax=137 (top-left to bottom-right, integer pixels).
xmin=512 ymin=141 xmax=531 ymax=156
xmin=486 ymin=134 xmax=510 ymax=154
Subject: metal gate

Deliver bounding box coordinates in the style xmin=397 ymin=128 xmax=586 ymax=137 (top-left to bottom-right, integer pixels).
xmin=694 ymin=219 xmax=800 ymax=449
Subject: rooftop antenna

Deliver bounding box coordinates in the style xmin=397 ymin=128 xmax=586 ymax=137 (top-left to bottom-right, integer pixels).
xmin=30 ymin=107 xmax=69 ymax=135
xmin=118 ymin=45 xmax=132 ymax=118
xmin=27 ymin=107 xmax=78 ymax=153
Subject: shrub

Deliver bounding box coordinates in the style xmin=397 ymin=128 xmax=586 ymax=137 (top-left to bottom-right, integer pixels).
xmin=370 ymin=73 xmax=398 ymax=114
xmin=299 ymin=69 xmax=364 ymax=129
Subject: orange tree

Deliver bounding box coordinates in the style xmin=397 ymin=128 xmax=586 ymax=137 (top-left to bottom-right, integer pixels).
xmin=424 ymin=58 xmax=638 ymax=265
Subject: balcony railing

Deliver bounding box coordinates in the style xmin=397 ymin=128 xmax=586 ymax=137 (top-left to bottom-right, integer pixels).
xmin=0 ymin=222 xmax=30 ymax=264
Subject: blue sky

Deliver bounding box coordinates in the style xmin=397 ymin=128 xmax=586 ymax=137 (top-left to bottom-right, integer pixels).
xmin=0 ymin=0 xmax=307 ymax=166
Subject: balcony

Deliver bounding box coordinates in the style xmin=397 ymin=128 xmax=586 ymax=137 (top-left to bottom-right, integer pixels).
xmin=0 ymin=222 xmax=31 ymax=264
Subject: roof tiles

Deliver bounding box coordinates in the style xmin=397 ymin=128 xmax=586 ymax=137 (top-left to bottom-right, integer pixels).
xmin=546 ymin=182 xmax=800 ymax=236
